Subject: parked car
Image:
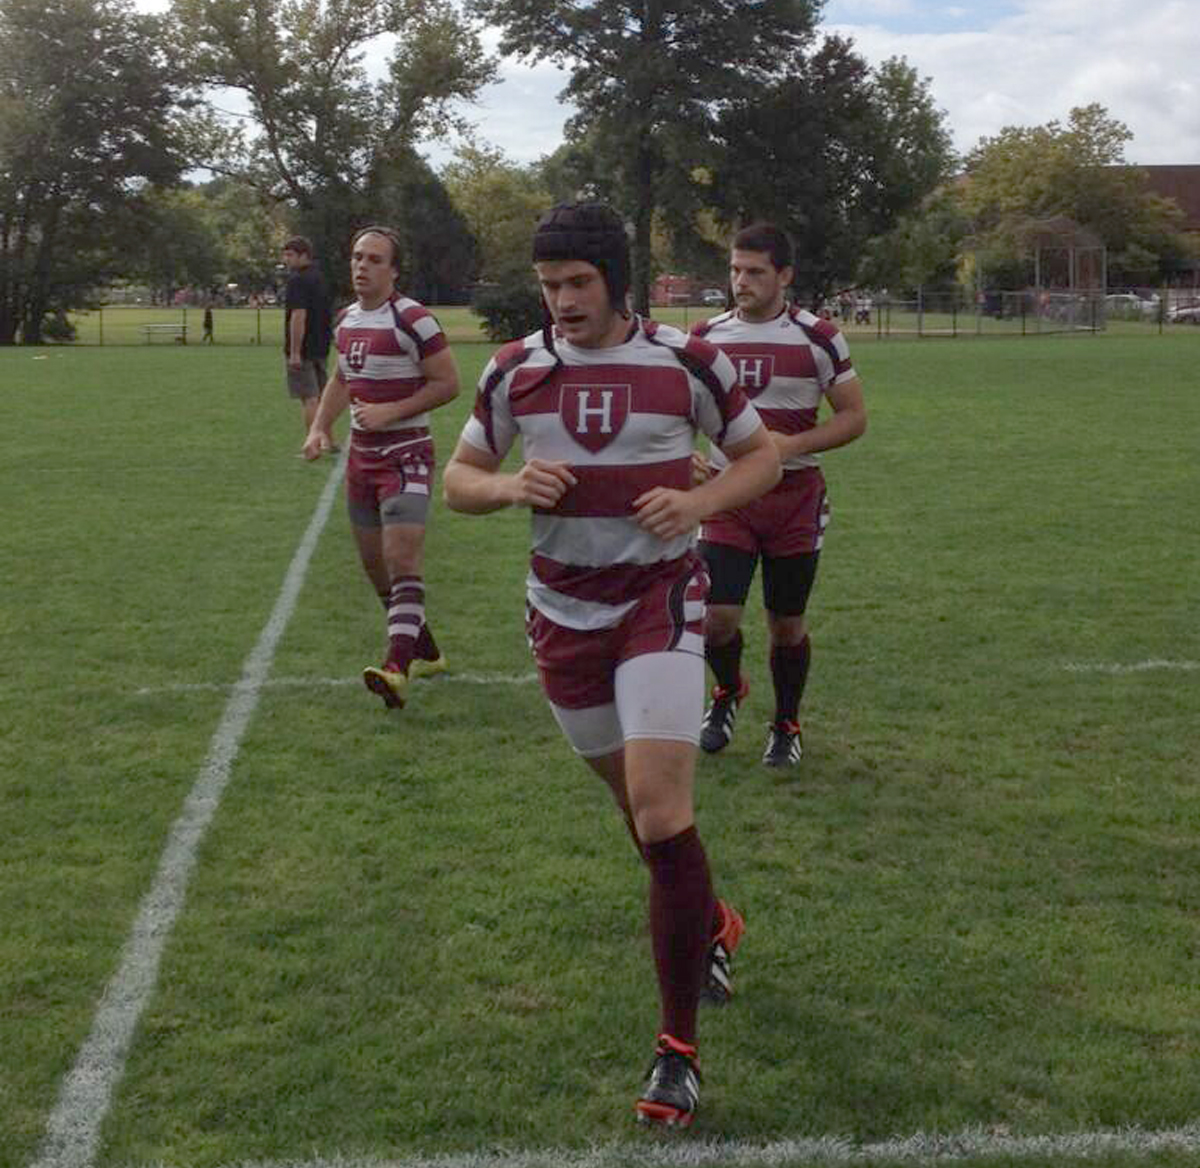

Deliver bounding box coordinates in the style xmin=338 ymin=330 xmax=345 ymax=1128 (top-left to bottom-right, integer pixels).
xmin=1103 ymin=293 xmax=1159 ymax=320
xmin=700 ymin=288 xmax=727 ymax=306
xmin=1167 ymin=302 xmax=1200 ymax=324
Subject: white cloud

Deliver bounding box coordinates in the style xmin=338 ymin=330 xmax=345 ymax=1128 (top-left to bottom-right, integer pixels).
xmin=427 ymin=54 xmax=573 ymax=169
xmin=130 ymin=0 xmax=1200 ymax=168
xmin=829 ymin=0 xmax=1200 ymax=163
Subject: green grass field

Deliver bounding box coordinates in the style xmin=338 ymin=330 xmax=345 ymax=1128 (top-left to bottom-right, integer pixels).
xmin=2 ymin=333 xmax=1198 ymax=1168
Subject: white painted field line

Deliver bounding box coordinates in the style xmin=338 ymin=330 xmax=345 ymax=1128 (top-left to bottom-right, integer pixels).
xmin=133 ymin=671 xmax=539 ymax=697
xmin=220 ymin=1121 xmax=1200 ymax=1168
xmin=30 ymin=452 xmax=348 ymax=1168
xmin=1064 ymin=659 xmax=1199 ymax=674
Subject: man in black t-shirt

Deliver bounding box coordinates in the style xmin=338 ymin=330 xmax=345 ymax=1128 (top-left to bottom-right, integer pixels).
xmin=282 ymin=236 xmax=333 ymax=442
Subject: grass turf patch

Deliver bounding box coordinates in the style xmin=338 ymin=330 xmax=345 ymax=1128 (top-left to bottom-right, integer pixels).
xmin=2 ymin=333 xmax=1198 ymax=1168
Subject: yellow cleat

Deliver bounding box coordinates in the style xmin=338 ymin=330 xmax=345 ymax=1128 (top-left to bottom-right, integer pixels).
xmin=362 ymin=666 xmax=408 ymax=709
xmin=409 ymin=654 xmax=448 ymax=680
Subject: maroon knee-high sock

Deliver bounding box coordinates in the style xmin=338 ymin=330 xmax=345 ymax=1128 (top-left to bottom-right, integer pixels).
xmin=770 ymin=635 xmax=811 ymax=723
xmin=705 ymin=629 xmax=744 ymax=692
xmin=385 ymin=575 xmax=424 ymax=673
xmin=643 ymin=825 xmax=715 ymax=1044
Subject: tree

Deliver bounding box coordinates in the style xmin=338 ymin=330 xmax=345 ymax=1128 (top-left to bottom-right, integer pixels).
xmin=441 ymin=144 xmax=550 ymax=281
xmin=959 ymin=104 xmax=1190 ymax=286
xmin=707 ymin=44 xmax=955 ymax=301
xmin=372 ymin=149 xmax=479 ymax=304
xmin=0 ymin=0 xmax=192 ymax=343
xmin=136 ymin=189 xmax=225 ymax=304
xmin=857 ymin=186 xmax=970 ymax=295
xmin=172 ymin=0 xmax=497 ymax=296
xmin=471 ymin=0 xmax=820 ymax=313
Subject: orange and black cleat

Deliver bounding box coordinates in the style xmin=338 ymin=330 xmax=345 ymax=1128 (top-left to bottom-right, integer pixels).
xmin=702 ymin=898 xmax=745 ymax=1006
xmin=635 ymin=1034 xmax=700 ymax=1129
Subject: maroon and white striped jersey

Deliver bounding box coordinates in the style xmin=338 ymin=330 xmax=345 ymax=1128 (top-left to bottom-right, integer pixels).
xmin=460 ymin=318 xmax=761 ymax=630
xmin=335 ymin=294 xmax=448 ymax=436
xmin=692 ymin=305 xmax=855 ymax=473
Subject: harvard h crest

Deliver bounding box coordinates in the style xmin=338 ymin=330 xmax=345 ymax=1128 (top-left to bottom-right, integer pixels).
xmin=347 ymin=338 xmax=370 ymax=372
xmin=733 ymin=354 xmax=775 ymax=398
xmin=561 ymin=384 xmax=630 ymax=452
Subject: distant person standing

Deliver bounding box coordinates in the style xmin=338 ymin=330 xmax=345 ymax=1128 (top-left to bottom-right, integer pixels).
xmin=282 ymin=236 xmax=333 ymax=441
xmin=202 ymin=305 xmax=214 ymax=344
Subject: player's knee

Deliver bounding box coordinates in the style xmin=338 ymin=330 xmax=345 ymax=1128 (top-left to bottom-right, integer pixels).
xmin=768 ymin=612 xmax=808 ymax=645
xmin=631 ymin=801 xmax=693 ymax=847
xmin=704 ymin=606 xmax=742 ymax=645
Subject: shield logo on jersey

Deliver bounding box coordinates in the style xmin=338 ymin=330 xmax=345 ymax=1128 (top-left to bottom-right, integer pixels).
xmin=561 ymin=384 xmax=630 ymax=452
xmin=733 ymin=354 xmax=775 ymax=398
xmin=346 ymin=338 xmax=369 ymax=372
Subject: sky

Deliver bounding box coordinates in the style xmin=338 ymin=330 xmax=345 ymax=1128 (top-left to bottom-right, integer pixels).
xmin=431 ymin=0 xmax=1200 ymax=169
xmin=135 ymin=0 xmax=1200 ymax=170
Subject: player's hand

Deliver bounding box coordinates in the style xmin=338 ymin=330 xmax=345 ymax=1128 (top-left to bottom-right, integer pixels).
xmin=301 ymin=429 xmax=332 ymax=461
xmin=351 ymin=401 xmax=398 ymax=431
xmin=633 ymin=487 xmax=702 ymax=539
xmin=512 ymin=459 xmax=577 ymax=508
xmin=691 ymin=451 xmax=714 ymax=486
xmin=288 ymin=353 xmax=303 ymax=371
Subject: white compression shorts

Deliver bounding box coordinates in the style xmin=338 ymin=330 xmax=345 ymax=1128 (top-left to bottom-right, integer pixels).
xmin=547 ymin=650 xmax=705 ymax=758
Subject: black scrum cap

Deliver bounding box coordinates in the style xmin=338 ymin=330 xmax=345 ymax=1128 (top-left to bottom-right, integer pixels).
xmin=532 ymin=202 xmax=630 ymax=310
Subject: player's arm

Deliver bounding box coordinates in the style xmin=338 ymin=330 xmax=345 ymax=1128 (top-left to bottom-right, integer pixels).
xmin=351 ymin=347 xmax=460 ymax=431
xmin=302 ymin=367 xmax=349 ymax=459
xmin=774 ymin=375 xmax=867 ymax=458
xmin=288 ymin=308 xmax=307 ymax=370
xmin=634 ymin=422 xmax=780 ymax=540
xmin=443 ymin=438 xmax=577 ymax=514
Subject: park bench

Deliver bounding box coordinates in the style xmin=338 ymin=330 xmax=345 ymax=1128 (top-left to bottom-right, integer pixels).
xmin=142 ymin=323 xmax=188 ymax=344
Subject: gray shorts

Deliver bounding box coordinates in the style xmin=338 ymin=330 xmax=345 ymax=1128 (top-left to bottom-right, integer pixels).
xmin=286 ymin=358 xmax=326 ymax=400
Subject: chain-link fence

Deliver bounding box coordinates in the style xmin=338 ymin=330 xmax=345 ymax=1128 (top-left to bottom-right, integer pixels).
xmin=54 ymin=287 xmax=1200 ymax=345
xmin=818 ymin=285 xmax=1200 ymax=338
xmin=64 ymin=305 xmax=281 ymax=346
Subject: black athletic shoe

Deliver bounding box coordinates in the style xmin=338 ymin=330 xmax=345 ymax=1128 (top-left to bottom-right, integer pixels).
xmin=699 ymin=679 xmax=748 ymax=754
xmin=635 ymin=1034 xmax=701 ymax=1128
xmin=701 ymin=898 xmax=745 ymax=1006
xmin=762 ymin=720 xmax=803 ymax=767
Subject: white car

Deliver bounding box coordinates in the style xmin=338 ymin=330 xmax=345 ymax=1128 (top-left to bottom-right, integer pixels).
xmin=700 ymin=288 xmax=727 ymax=306
xmin=1168 ymin=302 xmax=1200 ymax=324
xmin=1103 ymin=293 xmax=1159 ymax=320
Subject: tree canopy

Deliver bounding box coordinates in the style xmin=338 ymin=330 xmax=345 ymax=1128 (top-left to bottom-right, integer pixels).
xmin=0 ymin=0 xmax=193 ymax=342
xmin=471 ymin=0 xmax=821 ymax=312
xmin=171 ymin=0 xmax=496 ymax=296
xmin=706 ymin=43 xmax=955 ymax=301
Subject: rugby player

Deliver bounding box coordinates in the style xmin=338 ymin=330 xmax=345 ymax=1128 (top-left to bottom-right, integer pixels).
xmin=443 ymin=203 xmax=780 ymax=1128
xmin=693 ymin=223 xmax=867 ymax=766
xmin=303 ymin=225 xmax=460 ymax=709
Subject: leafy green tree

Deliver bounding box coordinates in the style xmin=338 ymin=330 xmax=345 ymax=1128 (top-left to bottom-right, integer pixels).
xmin=0 ymin=0 xmax=192 ymax=342
xmin=172 ymin=0 xmax=496 ymax=296
xmin=442 ymin=144 xmax=550 ymax=281
xmin=708 ymin=43 xmax=955 ymax=301
xmin=136 ymin=189 xmax=225 ymax=304
xmin=471 ymin=0 xmax=820 ymax=313
xmin=959 ymin=104 xmax=1190 ymax=286
xmin=196 ymin=179 xmax=290 ymax=293
xmin=858 ymin=186 xmax=970 ymax=295
xmin=371 ymin=149 xmax=479 ymax=304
